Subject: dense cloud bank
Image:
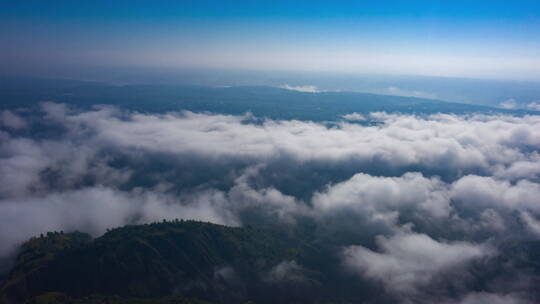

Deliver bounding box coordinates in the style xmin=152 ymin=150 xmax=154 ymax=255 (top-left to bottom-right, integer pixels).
xmin=2 ymin=103 xmax=540 ymax=302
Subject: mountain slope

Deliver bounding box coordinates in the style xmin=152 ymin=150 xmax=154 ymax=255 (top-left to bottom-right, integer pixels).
xmin=0 ymin=221 xmax=312 ymax=304
xmin=3 ymin=220 xmax=540 ymax=304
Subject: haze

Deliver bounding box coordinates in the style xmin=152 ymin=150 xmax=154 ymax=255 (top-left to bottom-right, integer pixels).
xmin=2 ymin=1 xmax=540 ymax=80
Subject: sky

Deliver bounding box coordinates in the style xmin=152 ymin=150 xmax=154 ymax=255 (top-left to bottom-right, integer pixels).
xmin=1 ymin=0 xmax=540 ymax=80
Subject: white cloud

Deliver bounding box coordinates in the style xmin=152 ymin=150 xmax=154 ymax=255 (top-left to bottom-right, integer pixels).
xmin=493 ymin=155 xmax=540 ymax=180
xmin=0 ymin=110 xmax=27 ymax=129
xmin=526 ymin=101 xmax=540 ymax=111
xmin=280 ymin=84 xmax=319 ymax=93
xmin=0 ymin=186 xmax=238 ymax=257
xmin=445 ymin=292 xmax=532 ymax=304
xmin=385 ymin=86 xmax=438 ymax=99
xmin=313 ymin=172 xmax=451 ymax=219
xmin=49 ymin=106 xmax=540 ymax=175
xmin=343 ymin=232 xmax=491 ymax=295
xmin=500 ymin=99 xmax=518 ymax=109
xmin=451 ymin=175 xmax=540 ymax=213
xmin=520 ymin=211 xmax=540 ymax=237
xmin=266 ymin=260 xmax=305 ymax=282
xmin=341 ymin=112 xmax=366 ymax=121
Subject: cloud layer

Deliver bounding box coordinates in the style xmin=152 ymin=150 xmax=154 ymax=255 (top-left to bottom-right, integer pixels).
xmin=2 ymin=103 xmax=540 ymax=302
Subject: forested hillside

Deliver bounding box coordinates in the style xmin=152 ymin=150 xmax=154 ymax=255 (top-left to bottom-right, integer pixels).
xmin=2 ymin=220 xmax=540 ymax=304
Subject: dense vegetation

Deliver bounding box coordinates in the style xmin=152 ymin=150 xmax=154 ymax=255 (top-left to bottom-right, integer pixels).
xmin=0 ymin=221 xmax=335 ymax=304
xmin=0 ymin=221 xmax=301 ymax=303
xmin=1 ymin=220 xmax=540 ymax=304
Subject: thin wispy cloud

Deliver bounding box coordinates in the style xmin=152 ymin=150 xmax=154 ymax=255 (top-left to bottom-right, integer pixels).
xmin=280 ymin=84 xmax=320 ymax=93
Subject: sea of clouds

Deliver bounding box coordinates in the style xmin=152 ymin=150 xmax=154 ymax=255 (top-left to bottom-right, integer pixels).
xmin=1 ymin=103 xmax=540 ymax=303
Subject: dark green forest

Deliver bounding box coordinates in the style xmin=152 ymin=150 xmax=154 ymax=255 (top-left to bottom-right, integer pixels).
xmin=2 ymin=220 xmax=540 ymax=304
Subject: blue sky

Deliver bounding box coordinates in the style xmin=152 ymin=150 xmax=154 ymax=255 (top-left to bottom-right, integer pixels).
xmin=2 ymin=1 xmax=540 ymax=80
